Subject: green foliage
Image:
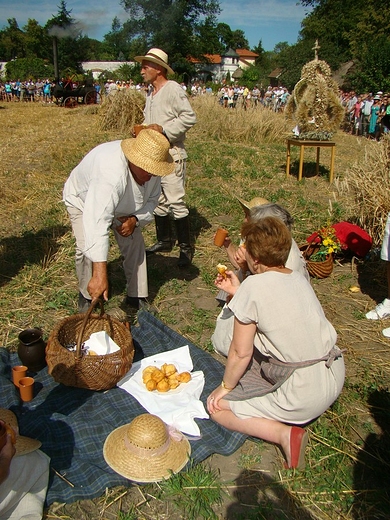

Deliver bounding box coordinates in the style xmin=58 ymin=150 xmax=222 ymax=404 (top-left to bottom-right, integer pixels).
xmin=5 ymin=57 xmax=54 ymax=80
xmin=241 ymin=65 xmax=262 ymax=89
xmin=158 ymin=461 xmax=224 ymax=520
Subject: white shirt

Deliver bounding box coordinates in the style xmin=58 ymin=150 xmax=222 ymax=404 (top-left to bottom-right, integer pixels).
xmin=63 ymin=140 xmax=161 ymax=262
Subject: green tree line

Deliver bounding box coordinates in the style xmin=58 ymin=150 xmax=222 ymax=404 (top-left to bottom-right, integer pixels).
xmin=1 ymin=0 xmax=389 ymax=93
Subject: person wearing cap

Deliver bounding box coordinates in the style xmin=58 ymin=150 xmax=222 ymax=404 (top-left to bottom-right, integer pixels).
xmin=213 ymin=199 xmax=309 ymax=356
xmin=63 ymin=129 xmax=174 ymax=312
xmin=0 ymin=410 xmax=50 ymax=520
xmin=134 ymin=48 xmax=196 ymax=268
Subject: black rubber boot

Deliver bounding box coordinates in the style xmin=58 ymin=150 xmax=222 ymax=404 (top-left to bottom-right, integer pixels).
xmin=146 ymin=215 xmax=172 ymax=256
xmin=175 ymin=216 xmax=193 ymax=268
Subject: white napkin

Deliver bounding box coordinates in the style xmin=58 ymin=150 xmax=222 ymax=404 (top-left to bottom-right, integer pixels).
xmin=84 ymin=331 xmax=120 ymax=355
xmin=117 ymin=345 xmax=209 ymax=437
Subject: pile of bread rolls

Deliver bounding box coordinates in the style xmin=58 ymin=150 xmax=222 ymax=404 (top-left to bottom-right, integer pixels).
xmin=142 ymin=363 xmax=191 ymax=392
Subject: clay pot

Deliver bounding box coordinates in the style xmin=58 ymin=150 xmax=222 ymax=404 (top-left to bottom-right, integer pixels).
xmin=18 ymin=329 xmax=47 ymax=372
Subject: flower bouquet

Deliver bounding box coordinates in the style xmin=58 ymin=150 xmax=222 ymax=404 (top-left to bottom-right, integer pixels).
xmin=300 ymin=225 xmax=341 ymax=278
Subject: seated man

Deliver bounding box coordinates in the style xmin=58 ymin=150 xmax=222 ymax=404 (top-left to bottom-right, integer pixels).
xmin=0 ymin=411 xmax=50 ymax=520
xmin=212 ymin=201 xmax=309 ymax=356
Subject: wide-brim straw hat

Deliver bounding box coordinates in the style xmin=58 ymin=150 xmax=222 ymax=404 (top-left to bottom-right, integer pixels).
xmin=237 ymin=196 xmax=269 ymax=215
xmin=0 ymin=408 xmax=41 ymax=456
xmin=103 ymin=414 xmax=191 ymax=483
xmin=121 ymin=129 xmax=174 ymax=177
xmin=134 ymin=48 xmax=174 ymax=75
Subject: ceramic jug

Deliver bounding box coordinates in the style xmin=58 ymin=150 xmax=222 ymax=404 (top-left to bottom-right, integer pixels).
xmin=18 ymin=328 xmax=47 ymax=372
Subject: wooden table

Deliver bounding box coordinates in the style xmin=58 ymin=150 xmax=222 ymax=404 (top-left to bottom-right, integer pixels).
xmin=286 ymin=139 xmax=336 ymax=182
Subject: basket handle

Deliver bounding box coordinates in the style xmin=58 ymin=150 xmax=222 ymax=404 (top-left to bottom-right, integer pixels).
xmin=76 ymin=298 xmax=105 ymax=358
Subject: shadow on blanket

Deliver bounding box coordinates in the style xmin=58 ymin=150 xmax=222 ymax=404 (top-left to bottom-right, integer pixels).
xmin=0 ymin=310 xmax=246 ymax=504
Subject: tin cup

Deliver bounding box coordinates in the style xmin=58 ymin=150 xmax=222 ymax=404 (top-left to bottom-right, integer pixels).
xmin=214 ymin=227 xmax=229 ymax=247
xmin=19 ymin=376 xmax=35 ymax=402
xmin=12 ymin=365 xmax=28 ymax=387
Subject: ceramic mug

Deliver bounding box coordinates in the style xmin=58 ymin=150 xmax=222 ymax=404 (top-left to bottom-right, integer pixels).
xmin=19 ymin=376 xmax=35 ymax=402
xmin=133 ymin=124 xmax=146 ymax=137
xmin=12 ymin=365 xmax=28 ymax=387
xmin=214 ymin=227 xmax=229 ymax=247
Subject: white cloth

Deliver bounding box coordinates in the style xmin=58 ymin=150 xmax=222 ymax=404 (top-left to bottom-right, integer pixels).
xmin=227 ymin=271 xmax=345 ymax=424
xmin=212 ymin=239 xmax=310 ymax=356
xmin=84 ymin=331 xmax=120 ymax=355
xmin=0 ymin=450 xmax=50 ymax=520
xmin=117 ymin=346 xmax=208 ymax=437
xmin=380 ymin=212 xmax=390 ymax=261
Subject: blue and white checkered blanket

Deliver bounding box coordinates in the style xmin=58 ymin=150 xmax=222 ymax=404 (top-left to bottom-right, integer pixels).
xmin=0 ymin=310 xmax=246 ymax=504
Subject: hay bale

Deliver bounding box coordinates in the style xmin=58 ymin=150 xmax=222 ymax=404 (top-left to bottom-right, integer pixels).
xmin=98 ymin=89 xmax=146 ymax=134
xmin=340 ymin=135 xmax=390 ymax=246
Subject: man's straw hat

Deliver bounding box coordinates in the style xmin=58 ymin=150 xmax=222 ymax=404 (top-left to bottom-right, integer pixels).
xmin=103 ymin=414 xmax=190 ymax=483
xmin=121 ymin=129 xmax=174 ymax=177
xmin=237 ymin=196 xmax=269 ymax=216
xmin=134 ymin=48 xmax=174 ymax=75
xmin=0 ymin=408 xmax=41 ymax=456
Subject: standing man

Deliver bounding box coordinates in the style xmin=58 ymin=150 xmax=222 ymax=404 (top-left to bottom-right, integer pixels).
xmin=63 ymin=129 xmax=174 ymax=312
xmin=135 ymin=48 xmax=197 ymax=267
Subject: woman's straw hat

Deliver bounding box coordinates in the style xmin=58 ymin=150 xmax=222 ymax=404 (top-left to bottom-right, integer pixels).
xmin=237 ymin=196 xmax=269 ymax=216
xmin=0 ymin=408 xmax=41 ymax=456
xmin=121 ymin=129 xmax=174 ymax=177
xmin=103 ymin=414 xmax=190 ymax=483
xmin=134 ymin=48 xmax=174 ymax=75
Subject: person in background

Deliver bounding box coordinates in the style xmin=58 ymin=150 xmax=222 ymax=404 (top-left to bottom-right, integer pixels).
xmin=135 ymin=48 xmax=197 ymax=268
xmin=63 ymin=129 xmax=174 ymax=312
xmin=366 ymin=212 xmax=390 ymax=336
xmin=207 ymin=217 xmax=345 ymax=470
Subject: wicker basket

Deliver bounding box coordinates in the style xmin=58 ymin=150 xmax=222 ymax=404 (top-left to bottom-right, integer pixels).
xmin=299 ymin=242 xmax=334 ymax=279
xmin=46 ymin=299 xmax=134 ymax=391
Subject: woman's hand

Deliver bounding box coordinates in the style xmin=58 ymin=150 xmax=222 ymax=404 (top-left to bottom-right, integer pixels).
xmin=207 ymin=385 xmax=231 ymax=415
xmin=234 ymin=246 xmax=248 ymax=272
xmin=215 ymin=270 xmax=240 ymax=296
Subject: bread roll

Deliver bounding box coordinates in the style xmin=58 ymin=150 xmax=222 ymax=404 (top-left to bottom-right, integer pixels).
xmin=217 ymin=263 xmax=227 ymax=278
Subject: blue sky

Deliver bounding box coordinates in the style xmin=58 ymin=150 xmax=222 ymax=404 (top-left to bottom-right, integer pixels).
xmin=0 ymin=0 xmax=311 ymax=52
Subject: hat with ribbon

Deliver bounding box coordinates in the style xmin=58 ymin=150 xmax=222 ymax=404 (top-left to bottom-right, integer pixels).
xmin=134 ymin=48 xmax=174 ymax=75
xmin=103 ymin=414 xmax=191 ymax=483
xmin=121 ymin=129 xmax=174 ymax=177
xmin=0 ymin=408 xmax=41 ymax=456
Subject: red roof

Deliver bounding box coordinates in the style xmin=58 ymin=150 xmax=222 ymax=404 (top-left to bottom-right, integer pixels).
xmin=235 ymin=49 xmax=258 ymax=58
xmin=188 ymin=54 xmax=221 ymax=64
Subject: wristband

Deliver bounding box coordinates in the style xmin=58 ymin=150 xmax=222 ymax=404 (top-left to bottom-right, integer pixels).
xmin=221 ymin=380 xmax=234 ymax=391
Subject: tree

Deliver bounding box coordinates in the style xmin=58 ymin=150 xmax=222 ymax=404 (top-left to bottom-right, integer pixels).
xmin=0 ymin=18 xmax=25 ymax=61
xmin=231 ymin=29 xmax=249 ymax=50
xmin=5 ymin=57 xmax=54 ymax=80
xmin=45 ymin=1 xmax=87 ymax=77
xmin=119 ymin=0 xmax=221 ymax=70
xmin=23 ymin=19 xmax=51 ymax=60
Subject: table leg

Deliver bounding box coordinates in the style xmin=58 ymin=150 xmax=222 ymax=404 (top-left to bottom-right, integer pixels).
xmin=316 ymin=147 xmax=320 ymax=176
xmin=286 ymin=142 xmax=291 ymax=177
xmin=329 ymin=146 xmax=335 ymax=183
xmin=298 ymin=145 xmax=304 ymax=181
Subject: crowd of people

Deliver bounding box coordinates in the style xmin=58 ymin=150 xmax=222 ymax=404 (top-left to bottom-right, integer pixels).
xmin=340 ymin=90 xmax=390 ymax=140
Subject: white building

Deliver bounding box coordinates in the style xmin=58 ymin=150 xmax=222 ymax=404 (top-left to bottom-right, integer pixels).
xmin=81 ymin=61 xmax=136 ymax=79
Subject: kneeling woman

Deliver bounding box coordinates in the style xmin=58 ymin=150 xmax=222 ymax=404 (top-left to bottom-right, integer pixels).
xmin=207 ymin=217 xmax=345 ymax=469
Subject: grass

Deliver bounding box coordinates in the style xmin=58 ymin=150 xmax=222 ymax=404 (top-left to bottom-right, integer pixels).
xmin=1 ymin=98 xmax=390 ymax=519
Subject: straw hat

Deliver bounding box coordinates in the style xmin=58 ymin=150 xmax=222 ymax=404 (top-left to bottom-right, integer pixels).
xmin=134 ymin=48 xmax=174 ymax=75
xmin=103 ymin=414 xmax=191 ymax=483
xmin=237 ymin=196 xmax=269 ymax=216
xmin=0 ymin=408 xmax=41 ymax=456
xmin=121 ymin=129 xmax=174 ymax=177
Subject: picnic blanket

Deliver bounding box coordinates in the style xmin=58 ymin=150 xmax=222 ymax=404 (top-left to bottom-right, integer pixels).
xmin=0 ymin=310 xmax=246 ymax=504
